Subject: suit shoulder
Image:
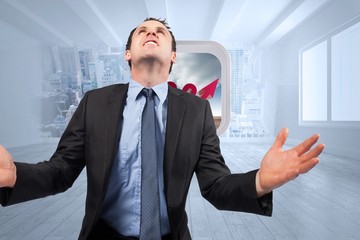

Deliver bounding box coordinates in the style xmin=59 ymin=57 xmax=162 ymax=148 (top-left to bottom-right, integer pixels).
xmin=169 ymin=86 xmax=207 ymax=105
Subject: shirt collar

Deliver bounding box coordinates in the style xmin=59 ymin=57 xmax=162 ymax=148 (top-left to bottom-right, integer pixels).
xmin=128 ymin=79 xmax=168 ymax=104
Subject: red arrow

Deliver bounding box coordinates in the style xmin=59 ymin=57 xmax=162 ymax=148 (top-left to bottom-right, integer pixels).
xmin=198 ymin=78 xmax=219 ymax=100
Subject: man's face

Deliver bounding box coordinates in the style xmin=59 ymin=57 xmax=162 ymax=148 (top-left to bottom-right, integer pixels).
xmin=125 ymin=20 xmax=176 ymax=68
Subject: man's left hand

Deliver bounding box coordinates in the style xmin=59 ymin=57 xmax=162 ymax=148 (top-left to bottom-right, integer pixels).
xmin=256 ymin=128 xmax=325 ymax=197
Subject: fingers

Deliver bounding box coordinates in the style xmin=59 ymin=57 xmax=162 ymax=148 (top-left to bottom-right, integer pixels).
xmin=292 ymin=133 xmax=320 ymax=156
xmin=299 ymin=157 xmax=320 ymax=175
xmin=272 ymin=128 xmax=289 ymax=149
xmin=295 ymin=143 xmax=324 ymax=178
xmin=299 ymin=143 xmax=325 ymax=163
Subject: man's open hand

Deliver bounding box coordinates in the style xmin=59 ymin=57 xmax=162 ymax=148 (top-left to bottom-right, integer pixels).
xmin=256 ymin=128 xmax=325 ymax=196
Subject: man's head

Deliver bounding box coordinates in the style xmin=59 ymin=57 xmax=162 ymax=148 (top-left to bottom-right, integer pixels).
xmin=125 ymin=17 xmax=177 ymax=73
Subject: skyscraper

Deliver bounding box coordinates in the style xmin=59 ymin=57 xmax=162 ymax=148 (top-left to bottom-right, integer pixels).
xmin=228 ymin=49 xmax=244 ymax=115
xmin=79 ymin=49 xmax=94 ymax=80
xmin=58 ymin=47 xmax=83 ymax=90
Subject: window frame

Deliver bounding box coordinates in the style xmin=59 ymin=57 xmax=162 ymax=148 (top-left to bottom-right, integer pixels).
xmin=299 ymin=15 xmax=360 ymax=129
xmin=176 ymin=41 xmax=231 ymax=135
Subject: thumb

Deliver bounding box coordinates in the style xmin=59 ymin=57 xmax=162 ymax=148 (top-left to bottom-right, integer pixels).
xmin=272 ymin=128 xmax=289 ymax=149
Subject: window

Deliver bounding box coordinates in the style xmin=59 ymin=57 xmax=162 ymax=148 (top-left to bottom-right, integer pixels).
xmin=301 ymin=40 xmax=327 ymax=121
xmin=331 ymin=22 xmax=360 ymax=121
xmin=300 ymin=16 xmax=360 ymax=127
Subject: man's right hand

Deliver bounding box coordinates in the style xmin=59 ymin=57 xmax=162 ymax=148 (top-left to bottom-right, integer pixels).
xmin=0 ymin=145 xmax=16 ymax=188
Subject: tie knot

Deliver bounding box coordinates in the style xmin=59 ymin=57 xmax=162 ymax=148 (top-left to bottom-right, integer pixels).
xmin=142 ymin=88 xmax=154 ymax=98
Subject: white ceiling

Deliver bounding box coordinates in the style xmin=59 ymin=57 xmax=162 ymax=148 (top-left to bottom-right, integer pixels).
xmin=0 ymin=0 xmax=331 ymax=49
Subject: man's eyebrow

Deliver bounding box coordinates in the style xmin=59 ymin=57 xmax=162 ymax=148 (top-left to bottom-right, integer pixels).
xmin=156 ymin=26 xmax=168 ymax=32
xmin=136 ymin=26 xmax=147 ymax=32
xmin=135 ymin=25 xmax=169 ymax=33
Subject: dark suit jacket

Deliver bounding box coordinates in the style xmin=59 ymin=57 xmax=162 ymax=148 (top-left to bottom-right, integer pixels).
xmin=0 ymin=84 xmax=272 ymax=239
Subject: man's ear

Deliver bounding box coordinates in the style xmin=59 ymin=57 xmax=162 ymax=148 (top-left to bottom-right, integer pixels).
xmin=171 ymin=52 xmax=176 ymax=63
xmin=125 ymin=50 xmax=131 ymax=61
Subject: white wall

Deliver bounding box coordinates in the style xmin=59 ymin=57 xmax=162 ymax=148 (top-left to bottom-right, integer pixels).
xmin=263 ymin=0 xmax=360 ymax=159
xmin=0 ymin=19 xmax=43 ymax=148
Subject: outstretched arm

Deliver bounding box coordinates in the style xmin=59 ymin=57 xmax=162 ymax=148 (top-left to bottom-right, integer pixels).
xmin=0 ymin=145 xmax=16 ymax=188
xmin=256 ymin=128 xmax=325 ymax=197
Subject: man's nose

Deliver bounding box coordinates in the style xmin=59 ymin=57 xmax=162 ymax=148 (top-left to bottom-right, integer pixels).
xmin=147 ymin=31 xmax=157 ymax=37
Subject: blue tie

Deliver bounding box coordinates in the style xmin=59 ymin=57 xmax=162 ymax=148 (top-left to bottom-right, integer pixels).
xmin=140 ymin=88 xmax=161 ymax=240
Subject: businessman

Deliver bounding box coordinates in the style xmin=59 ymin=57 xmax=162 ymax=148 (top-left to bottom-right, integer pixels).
xmin=0 ymin=18 xmax=325 ymax=240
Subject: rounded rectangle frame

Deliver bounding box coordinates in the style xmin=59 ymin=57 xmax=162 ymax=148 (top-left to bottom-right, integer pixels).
xmin=173 ymin=41 xmax=231 ymax=135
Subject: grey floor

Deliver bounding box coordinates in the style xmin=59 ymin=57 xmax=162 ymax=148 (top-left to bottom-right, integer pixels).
xmin=0 ymin=140 xmax=359 ymax=240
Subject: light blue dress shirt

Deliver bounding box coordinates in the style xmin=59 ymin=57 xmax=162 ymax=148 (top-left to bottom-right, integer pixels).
xmin=101 ymin=80 xmax=170 ymax=237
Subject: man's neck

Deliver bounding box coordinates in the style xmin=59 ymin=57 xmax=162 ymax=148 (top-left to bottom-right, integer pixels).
xmin=131 ymin=63 xmax=169 ymax=87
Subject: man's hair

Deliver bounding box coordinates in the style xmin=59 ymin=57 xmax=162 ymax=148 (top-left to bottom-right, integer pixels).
xmin=125 ymin=17 xmax=177 ymax=73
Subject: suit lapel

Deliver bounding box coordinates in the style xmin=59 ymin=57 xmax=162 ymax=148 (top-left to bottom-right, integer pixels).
xmin=102 ymin=84 xmax=128 ymax=188
xmin=164 ymin=87 xmax=186 ymax=188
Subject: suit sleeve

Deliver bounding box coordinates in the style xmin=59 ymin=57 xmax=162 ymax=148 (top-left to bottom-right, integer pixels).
xmin=195 ymin=101 xmax=272 ymax=216
xmin=0 ymin=93 xmax=89 ymax=206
